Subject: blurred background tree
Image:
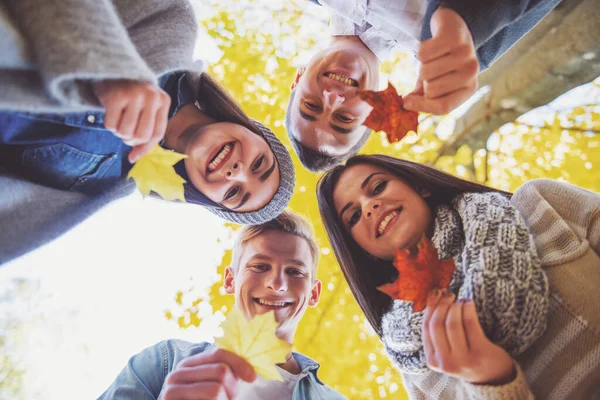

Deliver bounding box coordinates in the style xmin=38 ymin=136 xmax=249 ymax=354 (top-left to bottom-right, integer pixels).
xmin=168 ymin=0 xmax=600 ymax=398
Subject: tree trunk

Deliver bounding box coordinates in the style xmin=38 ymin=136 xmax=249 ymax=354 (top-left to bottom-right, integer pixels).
xmin=437 ymin=0 xmax=600 ymax=158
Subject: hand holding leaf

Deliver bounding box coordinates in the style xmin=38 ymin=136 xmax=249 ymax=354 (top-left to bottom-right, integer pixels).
xmin=359 ymin=82 xmax=419 ymax=144
xmin=215 ymin=309 xmax=291 ymax=382
xmin=377 ymin=235 xmax=455 ymax=312
xmin=127 ymin=145 xmax=187 ymax=202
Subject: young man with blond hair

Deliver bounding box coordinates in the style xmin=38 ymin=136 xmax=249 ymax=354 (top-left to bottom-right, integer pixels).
xmin=99 ymin=211 xmax=346 ymax=400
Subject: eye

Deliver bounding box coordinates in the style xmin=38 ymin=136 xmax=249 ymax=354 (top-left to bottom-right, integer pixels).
xmin=348 ymin=209 xmax=361 ymax=228
xmin=225 ymin=185 xmax=240 ymax=200
xmin=287 ymin=268 xmax=304 ymax=276
xmin=336 ymin=114 xmax=354 ymax=123
xmin=252 ymin=155 xmax=265 ymax=172
xmin=304 ymin=100 xmax=322 ymax=111
xmin=251 ymin=264 xmax=269 ymax=271
xmin=373 ymin=181 xmax=387 ymax=195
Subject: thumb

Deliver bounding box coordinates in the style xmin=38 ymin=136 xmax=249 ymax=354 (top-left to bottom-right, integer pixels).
xmin=403 ymin=93 xmax=428 ymax=113
xmin=412 ymin=77 xmax=424 ymax=95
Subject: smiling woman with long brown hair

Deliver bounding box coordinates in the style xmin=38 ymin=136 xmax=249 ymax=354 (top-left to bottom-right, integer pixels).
xmin=317 ymin=154 xmax=600 ymax=399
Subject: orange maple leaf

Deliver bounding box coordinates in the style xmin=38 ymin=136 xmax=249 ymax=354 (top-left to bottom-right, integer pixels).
xmin=359 ymin=82 xmax=419 ymax=144
xmin=377 ymin=236 xmax=455 ymax=312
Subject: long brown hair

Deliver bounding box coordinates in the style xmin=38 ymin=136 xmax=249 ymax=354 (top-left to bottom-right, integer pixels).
xmin=196 ymin=72 xmax=261 ymax=135
xmin=316 ymin=155 xmax=510 ymax=336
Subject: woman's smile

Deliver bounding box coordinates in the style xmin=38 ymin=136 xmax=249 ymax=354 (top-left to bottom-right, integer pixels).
xmin=376 ymin=207 xmax=403 ymax=238
xmin=206 ymin=142 xmax=234 ymax=174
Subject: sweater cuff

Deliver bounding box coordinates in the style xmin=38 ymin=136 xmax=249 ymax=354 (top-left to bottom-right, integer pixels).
xmin=462 ymin=363 xmax=533 ymax=400
xmin=10 ymin=0 xmax=156 ymax=106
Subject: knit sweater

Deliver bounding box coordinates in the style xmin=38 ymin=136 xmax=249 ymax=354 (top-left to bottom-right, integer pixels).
xmin=385 ymin=179 xmax=600 ymax=399
xmin=381 ymin=191 xmax=549 ymax=373
xmin=0 ymin=0 xmax=196 ymax=112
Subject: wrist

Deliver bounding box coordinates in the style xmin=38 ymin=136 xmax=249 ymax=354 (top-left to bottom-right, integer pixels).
xmin=473 ymin=361 xmax=517 ymax=386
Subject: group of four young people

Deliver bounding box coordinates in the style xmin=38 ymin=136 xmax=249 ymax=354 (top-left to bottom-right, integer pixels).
xmin=1 ymin=0 xmax=598 ymax=399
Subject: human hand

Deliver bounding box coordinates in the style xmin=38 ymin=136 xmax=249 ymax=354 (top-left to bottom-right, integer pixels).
xmin=404 ymin=7 xmax=479 ymax=115
xmin=422 ymin=290 xmax=516 ymax=385
xmin=162 ymin=348 xmax=257 ymax=400
xmin=92 ymin=79 xmax=171 ymax=163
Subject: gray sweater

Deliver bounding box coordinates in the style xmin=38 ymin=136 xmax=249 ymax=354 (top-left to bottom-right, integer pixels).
xmin=0 ymin=0 xmax=198 ymax=264
xmin=0 ymin=0 xmax=196 ymax=112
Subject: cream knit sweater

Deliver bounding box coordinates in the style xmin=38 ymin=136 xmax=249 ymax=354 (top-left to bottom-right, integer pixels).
xmin=398 ymin=179 xmax=600 ymax=399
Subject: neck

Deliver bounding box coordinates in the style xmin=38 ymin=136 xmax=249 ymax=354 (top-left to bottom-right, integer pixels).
xmin=275 ymin=330 xmax=302 ymax=374
xmin=163 ymin=104 xmax=215 ymax=153
xmin=330 ymin=35 xmax=379 ymax=65
xmin=277 ymin=351 xmax=302 ymax=375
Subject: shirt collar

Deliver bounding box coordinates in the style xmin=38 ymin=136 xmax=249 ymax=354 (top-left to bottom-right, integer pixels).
xmin=292 ymin=352 xmax=325 ymax=385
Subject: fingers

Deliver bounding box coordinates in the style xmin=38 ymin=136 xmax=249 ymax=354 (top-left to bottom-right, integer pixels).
xmin=428 ymin=290 xmax=455 ymax=357
xmin=178 ymin=348 xmax=256 ymax=383
xmin=162 ymin=382 xmax=229 ymax=400
xmin=93 ymin=80 xmax=171 ymax=161
xmin=423 ymin=289 xmax=442 ymax=365
xmin=166 ymin=363 xmax=238 ymax=400
xmin=446 ymin=301 xmax=468 ymax=355
xmin=404 ymin=85 xmax=476 ymax=115
xmin=420 ymin=45 xmax=478 ymax=83
xmin=117 ymin=100 xmax=144 ymax=143
xmin=128 ymin=96 xmax=170 ymax=163
xmin=423 ymin=67 xmax=477 ymax=100
xmin=462 ymin=300 xmax=487 ymax=351
xmin=102 ymin=98 xmax=127 ymax=135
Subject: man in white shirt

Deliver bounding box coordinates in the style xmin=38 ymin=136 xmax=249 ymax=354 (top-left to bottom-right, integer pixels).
xmin=99 ymin=211 xmax=347 ymax=400
xmin=285 ymin=0 xmax=560 ymax=172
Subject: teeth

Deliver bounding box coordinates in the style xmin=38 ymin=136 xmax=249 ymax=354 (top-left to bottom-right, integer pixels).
xmin=258 ymin=299 xmax=287 ymax=307
xmin=378 ymin=211 xmax=399 ymax=235
xmin=208 ymin=144 xmax=232 ymax=172
xmin=326 ymin=72 xmax=357 ymax=86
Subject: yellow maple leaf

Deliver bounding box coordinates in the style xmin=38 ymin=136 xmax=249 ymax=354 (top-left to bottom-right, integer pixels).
xmin=127 ymin=145 xmax=188 ymax=202
xmin=215 ymin=309 xmax=291 ymax=382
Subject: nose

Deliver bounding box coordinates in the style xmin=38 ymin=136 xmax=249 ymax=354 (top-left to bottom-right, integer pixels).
xmin=266 ymin=270 xmax=287 ymax=293
xmin=225 ymin=162 xmax=247 ymax=181
xmin=364 ymin=199 xmax=381 ymax=218
xmin=323 ymin=90 xmax=345 ymax=109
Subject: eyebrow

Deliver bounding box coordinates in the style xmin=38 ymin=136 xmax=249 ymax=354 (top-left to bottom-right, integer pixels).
xmin=300 ymin=109 xmax=353 ymax=135
xmin=232 ymin=192 xmax=251 ymax=210
xmin=259 ymin=157 xmax=276 ymax=182
xmin=339 ymin=172 xmax=385 ymax=220
xmin=329 ymin=123 xmax=353 ymax=135
xmin=249 ymin=254 xmax=306 ymax=268
xmin=299 ymin=110 xmax=317 ymax=121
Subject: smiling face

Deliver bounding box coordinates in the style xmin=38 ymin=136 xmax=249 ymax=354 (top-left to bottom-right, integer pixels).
xmin=288 ymin=37 xmax=379 ymax=155
xmin=224 ymin=230 xmax=322 ymax=343
xmin=182 ymin=122 xmax=280 ymax=212
xmin=333 ymin=163 xmax=433 ymax=260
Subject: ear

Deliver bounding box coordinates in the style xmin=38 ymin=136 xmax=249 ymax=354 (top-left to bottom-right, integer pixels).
xmin=416 ymin=185 xmax=431 ymax=199
xmin=308 ymin=279 xmax=322 ymax=307
xmin=290 ymin=66 xmax=306 ymax=90
xmin=223 ymin=267 xmax=235 ymax=295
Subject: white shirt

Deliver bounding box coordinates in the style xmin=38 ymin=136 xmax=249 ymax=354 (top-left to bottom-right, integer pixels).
xmin=318 ymin=0 xmax=428 ymax=60
xmin=237 ymin=365 xmax=307 ymax=400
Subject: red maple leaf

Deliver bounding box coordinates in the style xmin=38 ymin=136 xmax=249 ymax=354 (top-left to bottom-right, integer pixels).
xmin=377 ymin=236 xmax=455 ymax=312
xmin=359 ymin=82 xmax=419 ymax=144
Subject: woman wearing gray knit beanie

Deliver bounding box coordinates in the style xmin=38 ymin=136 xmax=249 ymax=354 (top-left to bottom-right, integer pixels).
xmin=0 ymin=0 xmax=294 ymax=227
xmin=317 ymin=155 xmax=600 ymax=399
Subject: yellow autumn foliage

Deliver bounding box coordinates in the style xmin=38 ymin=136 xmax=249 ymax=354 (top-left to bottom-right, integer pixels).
xmin=167 ymin=1 xmax=600 ymax=398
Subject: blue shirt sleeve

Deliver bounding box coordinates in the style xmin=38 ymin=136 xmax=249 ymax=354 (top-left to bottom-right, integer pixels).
xmin=97 ymin=341 xmax=171 ymax=400
xmin=421 ymin=0 xmax=561 ymax=70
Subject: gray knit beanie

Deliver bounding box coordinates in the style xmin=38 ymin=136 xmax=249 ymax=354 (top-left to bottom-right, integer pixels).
xmin=381 ymin=192 xmax=550 ymax=374
xmin=175 ymin=120 xmax=295 ymax=225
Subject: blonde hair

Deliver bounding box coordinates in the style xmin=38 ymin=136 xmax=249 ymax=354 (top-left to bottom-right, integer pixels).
xmin=231 ymin=211 xmax=320 ymax=278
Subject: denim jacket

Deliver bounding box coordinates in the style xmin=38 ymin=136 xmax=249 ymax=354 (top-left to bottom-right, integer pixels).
xmin=98 ymin=339 xmax=347 ymax=400
xmin=0 ymin=72 xmax=194 ymax=195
